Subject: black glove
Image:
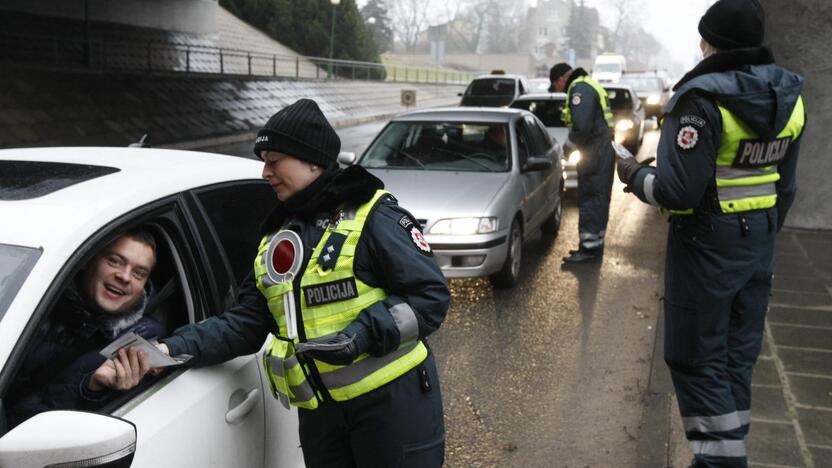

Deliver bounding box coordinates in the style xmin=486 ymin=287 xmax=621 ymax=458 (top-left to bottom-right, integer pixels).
xmin=616 ymin=156 xmax=655 ymax=185
xmin=294 ymin=323 xmax=370 ymax=366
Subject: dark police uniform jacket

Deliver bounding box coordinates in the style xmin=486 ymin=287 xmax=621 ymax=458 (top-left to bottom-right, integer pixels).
xmin=630 ymin=47 xmax=805 ymax=229
xmin=162 ymin=166 xmax=450 ymax=370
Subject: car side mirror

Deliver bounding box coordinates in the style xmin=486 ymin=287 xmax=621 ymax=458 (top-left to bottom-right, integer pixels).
xmin=0 ymin=411 xmax=137 ymax=468
xmin=523 ymin=156 xmax=552 ymax=172
xmin=337 ymin=151 xmax=357 ymax=165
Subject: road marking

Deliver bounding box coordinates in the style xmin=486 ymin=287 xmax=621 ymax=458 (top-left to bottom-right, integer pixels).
xmin=777 ymin=345 xmax=832 ymax=354
xmin=786 ymin=371 xmax=832 ymax=380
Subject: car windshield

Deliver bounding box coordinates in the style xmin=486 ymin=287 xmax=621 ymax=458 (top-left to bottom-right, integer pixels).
xmin=0 ymin=243 xmax=41 ymax=321
xmin=620 ymin=77 xmax=663 ymax=93
xmin=595 ymin=63 xmax=621 ymax=73
xmin=606 ymin=89 xmax=634 ymax=111
xmin=511 ymin=100 xmax=566 ymax=127
xmin=464 ymin=78 xmax=516 ymax=97
xmin=360 ymin=121 xmax=510 ymax=172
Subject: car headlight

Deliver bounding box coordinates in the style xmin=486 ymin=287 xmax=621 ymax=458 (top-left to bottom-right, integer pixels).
xmin=646 ymin=95 xmax=661 ymax=105
xmin=615 ymin=119 xmax=634 ymax=132
xmin=429 ymin=217 xmax=498 ymax=235
xmin=565 ymin=150 xmax=581 ymax=166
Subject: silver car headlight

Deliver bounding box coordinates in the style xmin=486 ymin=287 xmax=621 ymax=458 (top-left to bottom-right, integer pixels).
xmin=429 ymin=217 xmax=499 ymax=235
xmin=646 ymin=94 xmax=661 ymax=105
xmin=615 ymin=119 xmax=634 ymax=132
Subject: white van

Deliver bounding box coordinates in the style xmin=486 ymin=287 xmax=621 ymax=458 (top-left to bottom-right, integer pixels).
xmin=592 ymin=54 xmax=627 ymax=83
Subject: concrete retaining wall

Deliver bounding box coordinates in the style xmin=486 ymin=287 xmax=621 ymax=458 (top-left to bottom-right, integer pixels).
xmin=762 ymin=0 xmax=832 ymax=229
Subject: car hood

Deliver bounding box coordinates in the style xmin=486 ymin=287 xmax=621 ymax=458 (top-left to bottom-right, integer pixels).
xmin=365 ymin=169 xmax=510 ymax=221
xmin=459 ymin=95 xmax=514 ymax=107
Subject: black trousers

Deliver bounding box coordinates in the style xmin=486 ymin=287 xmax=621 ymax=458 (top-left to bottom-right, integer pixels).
xmin=576 ymin=136 xmax=615 ymax=251
xmin=664 ymin=210 xmax=777 ymax=467
xmin=298 ymin=353 xmax=445 ymax=468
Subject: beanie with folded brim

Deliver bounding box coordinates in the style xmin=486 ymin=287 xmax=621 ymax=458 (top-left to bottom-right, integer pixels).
xmin=698 ymin=0 xmax=765 ymax=50
xmin=253 ymin=98 xmax=340 ymax=168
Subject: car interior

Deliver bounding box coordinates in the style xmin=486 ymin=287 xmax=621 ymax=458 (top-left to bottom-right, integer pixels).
xmin=0 ymin=222 xmax=191 ymax=431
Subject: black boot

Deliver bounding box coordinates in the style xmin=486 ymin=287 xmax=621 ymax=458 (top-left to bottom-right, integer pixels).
xmin=562 ymin=248 xmax=602 ymax=263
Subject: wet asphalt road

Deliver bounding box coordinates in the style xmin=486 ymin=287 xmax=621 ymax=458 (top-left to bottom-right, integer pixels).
xmin=431 ymin=129 xmax=668 ymax=468
xmin=211 ymin=122 xmax=670 ymax=467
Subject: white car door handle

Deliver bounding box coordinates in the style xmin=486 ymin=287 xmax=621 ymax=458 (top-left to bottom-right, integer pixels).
xmin=225 ymin=388 xmax=260 ymax=425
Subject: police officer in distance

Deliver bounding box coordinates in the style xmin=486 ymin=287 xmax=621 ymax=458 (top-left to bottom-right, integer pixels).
xmin=616 ymin=1 xmax=805 ymax=466
xmin=157 ymin=99 xmax=450 ymax=467
xmin=549 ymin=62 xmax=617 ymax=263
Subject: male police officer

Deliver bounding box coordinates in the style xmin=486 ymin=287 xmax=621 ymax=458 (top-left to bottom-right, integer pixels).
xmin=549 ymin=62 xmax=616 ymax=263
xmin=617 ymin=1 xmax=806 ymax=466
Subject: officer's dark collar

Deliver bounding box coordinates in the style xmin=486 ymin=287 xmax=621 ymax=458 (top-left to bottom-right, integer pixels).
xmin=260 ymin=165 xmax=384 ymax=234
xmin=673 ymin=46 xmax=775 ymax=91
xmin=564 ymin=67 xmax=589 ymax=91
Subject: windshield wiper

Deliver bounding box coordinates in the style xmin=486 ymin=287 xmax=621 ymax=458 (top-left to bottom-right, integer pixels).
xmin=431 ymin=146 xmax=497 ymax=172
xmin=381 ymin=143 xmax=425 ymax=169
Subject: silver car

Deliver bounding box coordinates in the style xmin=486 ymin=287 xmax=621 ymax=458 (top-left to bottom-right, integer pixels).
xmin=339 ymin=108 xmax=563 ymax=288
xmin=510 ymin=92 xmax=579 ymax=190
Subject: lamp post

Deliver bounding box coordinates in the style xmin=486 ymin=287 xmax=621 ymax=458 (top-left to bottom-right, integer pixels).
xmin=328 ymin=0 xmax=340 ymax=79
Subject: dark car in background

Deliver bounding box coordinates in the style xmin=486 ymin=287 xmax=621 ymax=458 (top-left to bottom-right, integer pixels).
xmin=604 ymin=84 xmax=645 ymax=155
xmin=619 ymin=73 xmax=671 ymax=120
xmin=459 ymin=71 xmax=530 ymax=107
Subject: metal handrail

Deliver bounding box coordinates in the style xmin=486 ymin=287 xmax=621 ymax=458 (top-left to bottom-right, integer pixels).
xmin=0 ymin=31 xmax=477 ymax=85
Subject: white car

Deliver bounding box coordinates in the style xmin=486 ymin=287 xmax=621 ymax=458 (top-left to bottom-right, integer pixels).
xmin=0 ymin=148 xmax=304 ymax=468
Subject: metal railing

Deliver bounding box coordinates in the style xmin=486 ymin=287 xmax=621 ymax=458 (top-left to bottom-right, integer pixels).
xmin=0 ymin=32 xmax=476 ymax=85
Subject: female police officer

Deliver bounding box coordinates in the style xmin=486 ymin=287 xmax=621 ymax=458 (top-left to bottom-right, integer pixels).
xmin=159 ymin=99 xmax=450 ymax=467
xmin=617 ymin=1 xmax=805 ymax=466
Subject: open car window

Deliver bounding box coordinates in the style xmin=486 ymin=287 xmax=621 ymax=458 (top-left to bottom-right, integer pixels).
xmin=1 ymin=212 xmax=195 ymax=430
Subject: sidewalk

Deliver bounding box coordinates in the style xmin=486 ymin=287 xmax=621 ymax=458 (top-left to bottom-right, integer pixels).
xmin=641 ymin=228 xmax=832 ymax=468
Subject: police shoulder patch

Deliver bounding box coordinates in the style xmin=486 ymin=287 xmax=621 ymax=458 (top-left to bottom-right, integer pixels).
xmin=410 ymin=226 xmax=432 ymax=255
xmin=679 ymin=115 xmax=706 ymax=128
xmin=676 ymin=125 xmax=699 ymax=150
xmin=571 ymin=93 xmax=582 ymax=106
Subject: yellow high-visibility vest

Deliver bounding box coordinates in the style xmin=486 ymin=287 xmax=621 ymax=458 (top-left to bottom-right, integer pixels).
xmin=562 ymin=75 xmax=615 ymax=129
xmin=672 ymin=96 xmax=805 ymax=215
xmin=255 ymin=189 xmax=428 ymax=409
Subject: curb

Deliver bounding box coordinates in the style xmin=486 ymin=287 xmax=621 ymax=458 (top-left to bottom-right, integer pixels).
xmin=637 ymin=300 xmax=674 ymax=467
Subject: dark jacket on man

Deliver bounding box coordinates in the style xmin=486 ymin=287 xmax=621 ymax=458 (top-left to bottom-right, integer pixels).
xmin=6 ymin=282 xmax=163 ymax=428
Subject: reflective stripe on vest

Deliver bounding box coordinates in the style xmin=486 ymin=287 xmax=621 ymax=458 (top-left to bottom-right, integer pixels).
xmin=256 ymin=189 xmax=428 ymax=409
xmin=561 ymin=75 xmax=615 ymax=129
xmin=671 ymin=96 xmax=805 ymax=216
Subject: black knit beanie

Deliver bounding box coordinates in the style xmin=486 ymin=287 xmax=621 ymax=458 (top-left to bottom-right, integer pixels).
xmin=549 ymin=62 xmax=573 ymax=83
xmin=253 ymin=99 xmax=340 ymax=167
xmin=698 ymin=0 xmax=765 ymax=51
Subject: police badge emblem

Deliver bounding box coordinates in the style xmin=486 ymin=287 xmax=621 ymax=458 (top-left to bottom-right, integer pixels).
xmin=676 ymin=125 xmax=699 ymax=150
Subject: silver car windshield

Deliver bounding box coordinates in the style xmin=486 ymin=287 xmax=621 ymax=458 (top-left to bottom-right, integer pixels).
xmin=0 ymin=243 xmax=41 ymax=321
xmin=360 ymin=122 xmax=510 ymax=173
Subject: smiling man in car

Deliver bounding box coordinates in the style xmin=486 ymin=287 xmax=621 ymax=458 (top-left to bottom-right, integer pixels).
xmin=5 ymin=229 xmax=164 ymax=428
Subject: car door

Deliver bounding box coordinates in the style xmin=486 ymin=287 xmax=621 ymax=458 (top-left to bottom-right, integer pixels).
xmin=515 ymin=117 xmax=546 ymax=233
xmin=0 ymin=197 xmax=269 ymax=468
xmin=110 ymin=198 xmax=269 ymax=468
xmin=529 ymin=116 xmax=561 ymax=209
xmin=188 ymin=180 xmax=305 ymax=468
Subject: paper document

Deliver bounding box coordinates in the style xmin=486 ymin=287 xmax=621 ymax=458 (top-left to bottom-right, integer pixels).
xmin=99 ymin=332 xmax=191 ymax=368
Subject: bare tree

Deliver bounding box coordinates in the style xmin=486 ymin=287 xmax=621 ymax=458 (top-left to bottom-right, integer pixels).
xmin=608 ymin=0 xmax=644 ymax=53
xmin=387 ymin=0 xmax=430 ymax=53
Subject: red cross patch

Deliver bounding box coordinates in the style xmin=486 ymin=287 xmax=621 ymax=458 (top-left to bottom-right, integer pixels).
xmin=677 ymin=125 xmax=699 ymax=150
xmin=410 ymin=226 xmax=431 ymax=254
